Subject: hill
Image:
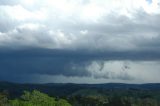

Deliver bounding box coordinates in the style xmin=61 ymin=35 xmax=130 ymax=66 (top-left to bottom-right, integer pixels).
xmin=0 ymin=82 xmax=160 ymax=98
xmin=1 ymin=82 xmax=160 ymax=106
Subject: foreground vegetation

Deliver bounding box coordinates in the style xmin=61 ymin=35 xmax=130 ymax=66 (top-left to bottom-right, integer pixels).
xmin=0 ymin=90 xmax=160 ymax=106
xmin=69 ymin=95 xmax=159 ymax=106
xmin=1 ymin=82 xmax=160 ymax=106
xmin=0 ymin=90 xmax=71 ymax=106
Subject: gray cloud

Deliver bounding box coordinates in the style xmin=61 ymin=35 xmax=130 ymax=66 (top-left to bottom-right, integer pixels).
xmin=0 ymin=1 xmax=160 ymax=50
xmin=0 ymin=48 xmax=160 ymax=83
xmin=0 ymin=8 xmax=160 ymax=52
xmin=0 ymin=0 xmax=160 ymax=83
xmin=0 ymin=0 xmax=20 ymax=6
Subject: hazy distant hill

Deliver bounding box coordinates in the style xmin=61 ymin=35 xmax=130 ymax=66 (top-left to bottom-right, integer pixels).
xmin=1 ymin=81 xmax=160 ymax=98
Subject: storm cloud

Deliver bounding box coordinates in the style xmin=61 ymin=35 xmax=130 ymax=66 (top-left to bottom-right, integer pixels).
xmin=0 ymin=0 xmax=160 ymax=83
xmin=0 ymin=48 xmax=160 ymax=83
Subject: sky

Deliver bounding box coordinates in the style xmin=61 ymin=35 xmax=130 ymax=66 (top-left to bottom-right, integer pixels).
xmin=0 ymin=0 xmax=160 ymax=83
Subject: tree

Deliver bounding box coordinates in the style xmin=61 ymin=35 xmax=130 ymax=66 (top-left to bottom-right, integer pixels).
xmin=0 ymin=91 xmax=9 ymax=106
xmin=10 ymin=90 xmax=71 ymax=106
xmin=56 ymin=99 xmax=71 ymax=106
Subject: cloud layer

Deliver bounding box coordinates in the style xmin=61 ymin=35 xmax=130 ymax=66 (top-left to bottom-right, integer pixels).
xmin=0 ymin=0 xmax=160 ymax=83
xmin=0 ymin=0 xmax=160 ymax=51
xmin=0 ymin=49 xmax=160 ymax=83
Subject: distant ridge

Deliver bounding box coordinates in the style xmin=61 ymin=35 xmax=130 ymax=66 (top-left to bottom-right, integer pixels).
xmin=1 ymin=81 xmax=160 ymax=98
xmin=1 ymin=81 xmax=160 ymax=90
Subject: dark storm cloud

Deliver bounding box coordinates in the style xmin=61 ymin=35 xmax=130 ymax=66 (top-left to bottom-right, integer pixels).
xmin=0 ymin=48 xmax=160 ymax=82
xmin=0 ymin=49 xmax=90 ymax=77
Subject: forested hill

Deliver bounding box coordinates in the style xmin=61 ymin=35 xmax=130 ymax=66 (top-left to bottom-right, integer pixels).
xmin=1 ymin=81 xmax=160 ymax=98
xmin=1 ymin=81 xmax=160 ymax=90
xmin=1 ymin=82 xmax=160 ymax=106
